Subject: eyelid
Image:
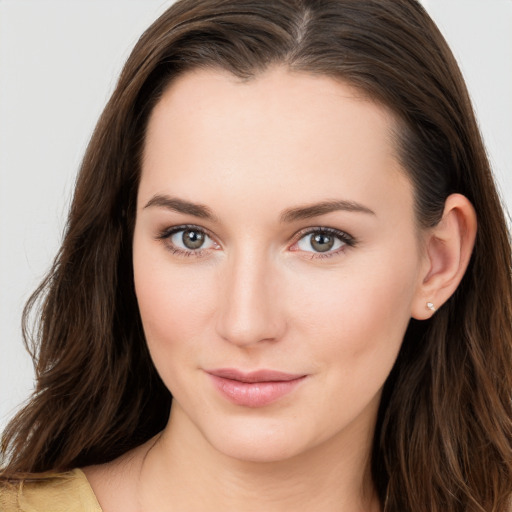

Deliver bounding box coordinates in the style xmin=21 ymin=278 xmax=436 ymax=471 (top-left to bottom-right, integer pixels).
xmin=292 ymin=226 xmax=355 ymax=243
xmin=157 ymin=223 xmax=216 ymax=242
xmin=156 ymin=224 xmax=355 ymax=259
xmin=289 ymin=226 xmax=356 ymax=256
xmin=156 ymin=224 xmax=221 ymax=256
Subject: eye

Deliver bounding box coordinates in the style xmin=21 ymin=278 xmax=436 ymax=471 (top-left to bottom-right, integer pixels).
xmin=174 ymin=228 xmax=208 ymax=250
xmin=158 ymin=225 xmax=219 ymax=256
xmin=293 ymin=227 xmax=354 ymax=256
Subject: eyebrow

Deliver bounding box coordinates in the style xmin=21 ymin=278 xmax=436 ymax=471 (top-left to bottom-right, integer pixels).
xmin=144 ymin=195 xmax=375 ymax=223
xmin=280 ymin=200 xmax=375 ymax=223
xmin=144 ymin=195 xmax=219 ymax=221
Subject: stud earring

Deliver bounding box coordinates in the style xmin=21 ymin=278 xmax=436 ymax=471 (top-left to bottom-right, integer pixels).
xmin=426 ymin=302 xmax=436 ymax=312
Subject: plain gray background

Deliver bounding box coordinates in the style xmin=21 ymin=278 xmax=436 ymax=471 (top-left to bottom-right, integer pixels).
xmin=1 ymin=0 xmax=511 ymax=430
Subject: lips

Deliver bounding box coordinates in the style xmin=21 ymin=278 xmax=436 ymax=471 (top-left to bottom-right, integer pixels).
xmin=206 ymin=368 xmax=307 ymax=407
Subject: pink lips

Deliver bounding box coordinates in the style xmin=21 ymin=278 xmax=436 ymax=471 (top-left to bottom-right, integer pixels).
xmin=206 ymin=368 xmax=306 ymax=408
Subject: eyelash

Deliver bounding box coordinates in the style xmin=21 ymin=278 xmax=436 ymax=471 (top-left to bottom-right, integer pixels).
xmin=156 ymin=224 xmax=216 ymax=258
xmin=292 ymin=226 xmax=356 ymax=259
xmin=156 ymin=224 xmax=356 ymax=259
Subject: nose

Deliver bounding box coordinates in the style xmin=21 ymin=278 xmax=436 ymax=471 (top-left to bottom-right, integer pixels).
xmin=215 ymin=248 xmax=285 ymax=347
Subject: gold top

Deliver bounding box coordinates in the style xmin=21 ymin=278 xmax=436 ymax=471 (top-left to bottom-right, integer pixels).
xmin=0 ymin=469 xmax=102 ymax=512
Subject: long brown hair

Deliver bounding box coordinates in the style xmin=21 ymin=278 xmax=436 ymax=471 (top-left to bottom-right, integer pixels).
xmin=2 ymin=1 xmax=511 ymax=510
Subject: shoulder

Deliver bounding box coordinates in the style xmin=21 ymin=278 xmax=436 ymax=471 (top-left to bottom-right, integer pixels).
xmin=0 ymin=469 xmax=102 ymax=512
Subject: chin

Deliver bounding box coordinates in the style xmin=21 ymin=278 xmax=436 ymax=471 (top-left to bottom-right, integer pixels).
xmin=198 ymin=415 xmax=321 ymax=464
xmin=211 ymin=434 xmax=306 ymax=464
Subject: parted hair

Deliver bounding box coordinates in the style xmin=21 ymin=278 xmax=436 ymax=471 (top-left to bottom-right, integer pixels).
xmin=1 ymin=1 xmax=511 ymax=510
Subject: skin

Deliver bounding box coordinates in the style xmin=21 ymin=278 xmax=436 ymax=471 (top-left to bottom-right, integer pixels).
xmin=84 ymin=67 xmax=476 ymax=512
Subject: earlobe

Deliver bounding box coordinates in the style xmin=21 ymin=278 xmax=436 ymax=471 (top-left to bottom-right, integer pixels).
xmin=411 ymin=194 xmax=477 ymax=320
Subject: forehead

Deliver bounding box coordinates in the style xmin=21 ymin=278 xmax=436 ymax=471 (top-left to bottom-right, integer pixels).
xmin=139 ymin=66 xmax=411 ymax=220
xmin=143 ymin=67 xmax=397 ymax=161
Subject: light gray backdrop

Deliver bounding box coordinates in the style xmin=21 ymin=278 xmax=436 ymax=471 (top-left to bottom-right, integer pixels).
xmin=1 ymin=0 xmax=511 ymax=430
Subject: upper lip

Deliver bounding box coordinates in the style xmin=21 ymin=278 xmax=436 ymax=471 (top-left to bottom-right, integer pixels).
xmin=206 ymin=368 xmax=305 ymax=383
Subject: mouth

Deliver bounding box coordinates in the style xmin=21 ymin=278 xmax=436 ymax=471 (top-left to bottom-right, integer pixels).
xmin=205 ymin=368 xmax=307 ymax=408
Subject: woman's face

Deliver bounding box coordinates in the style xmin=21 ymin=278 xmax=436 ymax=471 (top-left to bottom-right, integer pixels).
xmin=133 ymin=67 xmax=427 ymax=463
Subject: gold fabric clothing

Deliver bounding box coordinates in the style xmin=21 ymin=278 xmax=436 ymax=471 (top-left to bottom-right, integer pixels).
xmin=0 ymin=469 xmax=102 ymax=512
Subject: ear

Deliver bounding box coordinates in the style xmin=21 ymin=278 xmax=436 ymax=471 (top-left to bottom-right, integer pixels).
xmin=411 ymin=193 xmax=477 ymax=320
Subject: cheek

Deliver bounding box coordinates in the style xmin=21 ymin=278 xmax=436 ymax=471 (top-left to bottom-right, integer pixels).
xmin=286 ymin=246 xmax=419 ymax=388
xmin=133 ymin=238 xmax=217 ymax=373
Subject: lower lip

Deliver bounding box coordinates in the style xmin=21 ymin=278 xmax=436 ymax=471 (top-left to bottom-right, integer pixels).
xmin=208 ymin=375 xmax=306 ymax=408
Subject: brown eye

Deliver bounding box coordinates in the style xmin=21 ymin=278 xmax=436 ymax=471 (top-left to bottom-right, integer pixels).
xmin=310 ymin=233 xmax=335 ymax=252
xmin=162 ymin=225 xmax=219 ymax=255
xmin=295 ymin=228 xmax=352 ymax=256
xmin=182 ymin=229 xmax=205 ymax=249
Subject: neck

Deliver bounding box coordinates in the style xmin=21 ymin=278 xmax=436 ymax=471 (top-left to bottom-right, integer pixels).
xmin=137 ymin=403 xmax=381 ymax=512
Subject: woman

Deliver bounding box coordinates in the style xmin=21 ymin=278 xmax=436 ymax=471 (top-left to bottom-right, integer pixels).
xmin=1 ymin=0 xmax=511 ymax=510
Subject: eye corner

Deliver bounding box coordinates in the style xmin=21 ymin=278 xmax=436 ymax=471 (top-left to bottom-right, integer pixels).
xmin=155 ymin=224 xmax=221 ymax=258
xmin=290 ymin=226 xmax=356 ymax=259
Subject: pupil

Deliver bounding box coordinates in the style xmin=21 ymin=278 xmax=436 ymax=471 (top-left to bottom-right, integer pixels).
xmin=183 ymin=230 xmax=205 ymax=249
xmin=311 ymin=233 xmax=334 ymax=252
